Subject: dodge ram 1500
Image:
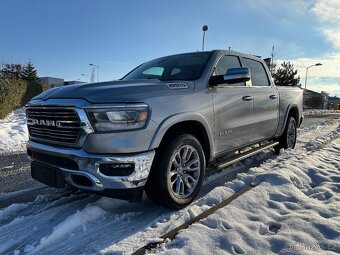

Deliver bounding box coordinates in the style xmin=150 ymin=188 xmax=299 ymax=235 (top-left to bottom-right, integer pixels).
xmin=26 ymin=50 xmax=303 ymax=209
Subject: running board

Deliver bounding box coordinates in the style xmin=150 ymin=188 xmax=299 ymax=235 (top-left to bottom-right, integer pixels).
xmin=215 ymin=141 xmax=279 ymax=170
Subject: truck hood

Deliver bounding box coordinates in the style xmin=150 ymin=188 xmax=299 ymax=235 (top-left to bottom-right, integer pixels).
xmin=34 ymin=80 xmax=195 ymax=103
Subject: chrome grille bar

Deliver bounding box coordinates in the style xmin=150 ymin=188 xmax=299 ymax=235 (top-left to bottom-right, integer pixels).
xmin=26 ymin=107 xmax=82 ymax=144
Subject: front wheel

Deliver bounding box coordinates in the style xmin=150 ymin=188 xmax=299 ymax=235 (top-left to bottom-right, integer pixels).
xmin=145 ymin=134 xmax=206 ymax=209
xmin=274 ymin=117 xmax=297 ymax=153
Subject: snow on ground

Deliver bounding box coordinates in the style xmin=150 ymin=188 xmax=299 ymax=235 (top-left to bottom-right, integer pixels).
xmin=155 ymin=126 xmax=340 ymax=255
xmin=0 ymin=118 xmax=339 ymax=254
xmin=304 ymin=109 xmax=340 ymax=115
xmin=296 ymin=118 xmax=340 ymax=150
xmin=0 ymin=108 xmax=28 ymax=152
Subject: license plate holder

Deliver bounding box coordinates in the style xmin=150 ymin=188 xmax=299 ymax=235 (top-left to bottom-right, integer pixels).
xmin=31 ymin=161 xmax=65 ymax=188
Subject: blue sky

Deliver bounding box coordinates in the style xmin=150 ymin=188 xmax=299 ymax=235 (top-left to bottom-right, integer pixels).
xmin=1 ymin=0 xmax=339 ymax=96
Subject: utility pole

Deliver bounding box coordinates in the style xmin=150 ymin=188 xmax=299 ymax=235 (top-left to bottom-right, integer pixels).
xmin=270 ymin=45 xmax=275 ymax=75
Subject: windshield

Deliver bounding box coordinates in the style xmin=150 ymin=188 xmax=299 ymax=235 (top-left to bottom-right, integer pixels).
xmin=122 ymin=52 xmax=212 ymax=81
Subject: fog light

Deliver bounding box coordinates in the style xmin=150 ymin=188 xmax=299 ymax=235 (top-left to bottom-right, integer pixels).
xmin=99 ymin=163 xmax=135 ymax=176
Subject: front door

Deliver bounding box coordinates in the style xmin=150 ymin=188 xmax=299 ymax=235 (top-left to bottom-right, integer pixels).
xmin=210 ymin=55 xmax=254 ymax=154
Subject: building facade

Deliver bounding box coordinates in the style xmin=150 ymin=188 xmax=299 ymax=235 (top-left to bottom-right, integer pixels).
xmin=40 ymin=77 xmax=64 ymax=87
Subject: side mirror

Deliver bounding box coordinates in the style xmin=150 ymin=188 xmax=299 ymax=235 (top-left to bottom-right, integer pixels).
xmin=224 ymin=67 xmax=250 ymax=84
xmin=209 ymin=67 xmax=251 ymax=86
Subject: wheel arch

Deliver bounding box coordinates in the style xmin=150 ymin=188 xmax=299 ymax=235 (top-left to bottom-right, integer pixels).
xmin=149 ymin=113 xmax=215 ymax=162
xmin=276 ymin=103 xmax=300 ymax=137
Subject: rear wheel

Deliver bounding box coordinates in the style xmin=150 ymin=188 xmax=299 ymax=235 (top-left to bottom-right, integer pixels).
xmin=145 ymin=134 xmax=205 ymax=209
xmin=274 ymin=117 xmax=297 ymax=153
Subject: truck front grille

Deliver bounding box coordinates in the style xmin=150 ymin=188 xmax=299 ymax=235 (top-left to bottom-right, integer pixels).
xmin=26 ymin=107 xmax=82 ymax=145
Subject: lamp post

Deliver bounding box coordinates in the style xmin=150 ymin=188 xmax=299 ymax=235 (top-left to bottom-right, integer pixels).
xmin=202 ymin=25 xmax=208 ymax=51
xmin=81 ymin=73 xmax=88 ymax=82
xmin=304 ymin=63 xmax=322 ymax=108
xmin=304 ymin=63 xmax=322 ymax=90
xmin=89 ymin=64 xmax=99 ymax=82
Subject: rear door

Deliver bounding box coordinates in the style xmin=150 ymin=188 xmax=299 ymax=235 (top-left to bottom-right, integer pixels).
xmin=210 ymin=54 xmax=254 ymax=154
xmin=242 ymin=57 xmax=279 ymax=141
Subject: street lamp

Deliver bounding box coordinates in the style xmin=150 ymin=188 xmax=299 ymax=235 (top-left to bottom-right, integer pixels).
xmin=304 ymin=63 xmax=322 ymax=108
xmin=89 ymin=64 xmax=99 ymax=82
xmin=81 ymin=73 xmax=88 ymax=82
xmin=202 ymin=25 xmax=208 ymax=51
xmin=304 ymin=63 xmax=322 ymax=90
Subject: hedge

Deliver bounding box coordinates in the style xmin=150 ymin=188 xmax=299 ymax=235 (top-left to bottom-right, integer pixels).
xmin=331 ymin=103 xmax=339 ymax=110
xmin=0 ymin=78 xmax=50 ymax=119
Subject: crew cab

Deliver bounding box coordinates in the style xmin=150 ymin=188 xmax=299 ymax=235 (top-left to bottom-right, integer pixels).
xmin=26 ymin=50 xmax=303 ymax=209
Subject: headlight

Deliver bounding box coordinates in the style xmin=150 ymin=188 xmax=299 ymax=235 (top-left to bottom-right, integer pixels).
xmin=86 ymin=106 xmax=149 ymax=132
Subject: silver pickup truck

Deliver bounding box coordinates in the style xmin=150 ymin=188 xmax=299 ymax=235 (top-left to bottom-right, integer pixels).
xmin=26 ymin=50 xmax=303 ymax=209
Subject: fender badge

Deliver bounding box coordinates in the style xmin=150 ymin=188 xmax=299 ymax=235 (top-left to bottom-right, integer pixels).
xmin=167 ymin=83 xmax=189 ymax=89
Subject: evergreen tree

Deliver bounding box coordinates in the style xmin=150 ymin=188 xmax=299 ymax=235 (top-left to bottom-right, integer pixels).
xmin=22 ymin=61 xmax=40 ymax=82
xmin=273 ymin=62 xmax=300 ymax=87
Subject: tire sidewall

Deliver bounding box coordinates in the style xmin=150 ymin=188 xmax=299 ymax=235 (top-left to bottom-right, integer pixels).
xmin=159 ymin=134 xmax=205 ymax=208
xmin=284 ymin=117 xmax=297 ymax=149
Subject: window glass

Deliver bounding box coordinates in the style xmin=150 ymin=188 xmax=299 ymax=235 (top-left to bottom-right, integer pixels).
xmin=243 ymin=58 xmax=270 ymax=86
xmin=123 ymin=52 xmax=212 ymax=81
xmin=171 ymin=68 xmax=181 ymax=75
xmin=142 ymin=67 xmax=164 ymax=76
xmin=213 ymin=55 xmax=244 ymax=86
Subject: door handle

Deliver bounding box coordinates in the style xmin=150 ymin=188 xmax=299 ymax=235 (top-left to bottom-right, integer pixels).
xmin=269 ymin=94 xmax=277 ymax=99
xmin=242 ymin=95 xmax=253 ymax=101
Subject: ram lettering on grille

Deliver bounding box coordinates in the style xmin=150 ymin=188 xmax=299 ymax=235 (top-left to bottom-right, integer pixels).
xmin=26 ymin=108 xmax=82 ymax=144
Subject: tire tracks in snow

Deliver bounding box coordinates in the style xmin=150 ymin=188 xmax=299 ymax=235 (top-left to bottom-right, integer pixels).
xmin=0 ymin=193 xmax=98 ymax=255
xmin=131 ymin=124 xmax=340 ymax=255
xmin=0 ymin=118 xmax=339 ymax=255
xmin=132 ymin=185 xmax=256 ymax=255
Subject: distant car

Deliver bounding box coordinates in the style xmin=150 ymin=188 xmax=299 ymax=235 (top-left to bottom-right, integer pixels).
xmin=26 ymin=50 xmax=303 ymax=209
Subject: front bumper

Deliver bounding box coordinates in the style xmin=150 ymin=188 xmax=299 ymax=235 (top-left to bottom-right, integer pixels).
xmin=27 ymin=140 xmax=155 ymax=192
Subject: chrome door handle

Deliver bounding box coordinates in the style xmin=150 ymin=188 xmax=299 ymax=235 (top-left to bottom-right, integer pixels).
xmin=242 ymin=95 xmax=253 ymax=101
xmin=269 ymin=94 xmax=277 ymax=99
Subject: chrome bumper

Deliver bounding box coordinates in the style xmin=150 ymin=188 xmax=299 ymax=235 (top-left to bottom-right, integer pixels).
xmin=27 ymin=140 xmax=155 ymax=191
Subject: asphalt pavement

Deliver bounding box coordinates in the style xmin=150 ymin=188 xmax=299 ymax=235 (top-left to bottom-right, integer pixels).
xmin=0 ymin=152 xmax=42 ymax=193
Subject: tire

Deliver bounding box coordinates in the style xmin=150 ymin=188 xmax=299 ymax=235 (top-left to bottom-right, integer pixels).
xmin=274 ymin=117 xmax=297 ymax=154
xmin=145 ymin=134 xmax=206 ymax=209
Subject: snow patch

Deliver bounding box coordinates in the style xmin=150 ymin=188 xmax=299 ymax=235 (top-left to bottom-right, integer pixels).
xmin=0 ymin=203 xmax=28 ymax=222
xmin=32 ymin=205 xmax=106 ymax=253
xmin=305 ymin=124 xmax=340 ymax=150
xmin=0 ymin=108 xmax=28 ymax=152
xmin=304 ymin=109 xmax=340 ymax=115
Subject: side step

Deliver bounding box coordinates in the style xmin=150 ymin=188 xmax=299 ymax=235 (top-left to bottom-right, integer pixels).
xmin=215 ymin=141 xmax=279 ymax=170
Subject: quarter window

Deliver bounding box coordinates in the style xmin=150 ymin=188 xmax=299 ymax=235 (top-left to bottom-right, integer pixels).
xmin=243 ymin=58 xmax=270 ymax=86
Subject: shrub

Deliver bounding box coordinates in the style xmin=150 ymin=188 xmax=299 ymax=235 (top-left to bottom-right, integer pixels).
xmin=0 ymin=78 xmax=26 ymax=119
xmin=21 ymin=81 xmax=44 ymax=106
xmin=0 ymin=78 xmax=49 ymax=119
xmin=332 ymin=104 xmax=339 ymax=110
